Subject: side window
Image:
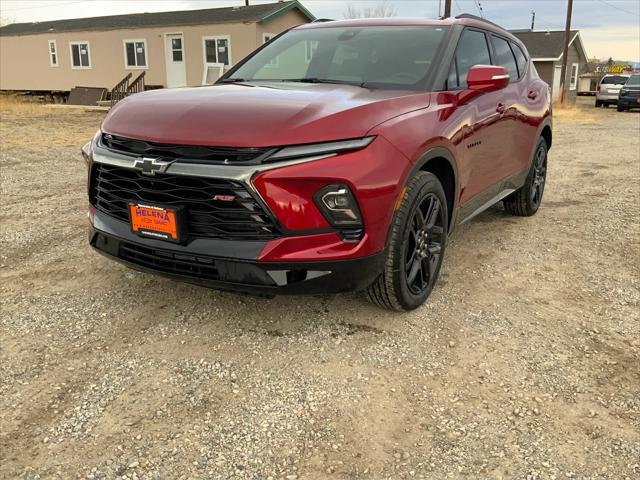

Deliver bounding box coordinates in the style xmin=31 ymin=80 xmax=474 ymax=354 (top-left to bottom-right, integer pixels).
xmin=491 ymin=35 xmax=518 ymax=82
xmin=512 ymin=43 xmax=528 ymax=78
xmin=448 ymin=29 xmax=491 ymax=89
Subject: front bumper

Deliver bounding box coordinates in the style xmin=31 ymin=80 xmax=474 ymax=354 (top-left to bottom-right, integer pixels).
xmin=89 ymin=211 xmax=385 ymax=296
xmin=618 ymin=96 xmax=640 ymax=109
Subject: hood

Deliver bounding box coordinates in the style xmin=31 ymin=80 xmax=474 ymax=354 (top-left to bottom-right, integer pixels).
xmin=101 ymin=83 xmax=429 ymax=147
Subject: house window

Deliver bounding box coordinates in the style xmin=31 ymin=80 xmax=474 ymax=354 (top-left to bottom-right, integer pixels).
xmin=263 ymin=33 xmax=278 ymax=66
xmin=305 ymin=40 xmax=318 ymax=62
xmin=203 ymin=36 xmax=230 ymax=66
xmin=69 ymin=42 xmax=91 ymax=69
xmin=48 ymin=40 xmax=58 ymax=67
xmin=570 ymin=63 xmax=579 ymax=90
xmin=123 ymin=39 xmax=147 ymax=68
xmin=263 ymin=33 xmax=275 ymax=44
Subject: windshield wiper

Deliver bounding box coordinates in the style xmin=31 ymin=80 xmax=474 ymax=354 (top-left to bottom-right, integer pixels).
xmin=220 ymin=78 xmax=249 ymax=84
xmin=280 ymin=78 xmax=371 ymax=88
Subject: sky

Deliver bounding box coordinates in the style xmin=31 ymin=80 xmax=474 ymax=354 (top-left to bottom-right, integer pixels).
xmin=1 ymin=0 xmax=639 ymax=60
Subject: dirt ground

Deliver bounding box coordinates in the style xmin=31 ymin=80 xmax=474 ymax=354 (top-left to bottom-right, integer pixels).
xmin=1 ymin=96 xmax=638 ymax=480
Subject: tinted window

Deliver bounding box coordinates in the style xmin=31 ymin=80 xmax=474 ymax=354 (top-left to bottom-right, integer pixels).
xmin=512 ymin=43 xmax=527 ymax=78
xmin=626 ymin=74 xmax=640 ymax=86
xmin=491 ymin=35 xmax=518 ymax=81
xmin=601 ymin=75 xmax=628 ymax=85
xmin=448 ymin=29 xmax=491 ymax=89
xmin=228 ymin=26 xmax=447 ymax=90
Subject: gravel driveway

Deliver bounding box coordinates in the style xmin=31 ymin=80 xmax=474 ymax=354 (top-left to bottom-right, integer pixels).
xmin=1 ymin=98 xmax=638 ymax=479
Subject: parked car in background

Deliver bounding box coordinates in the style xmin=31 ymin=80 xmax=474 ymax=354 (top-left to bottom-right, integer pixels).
xmin=617 ymin=74 xmax=640 ymax=111
xmin=83 ymin=15 xmax=552 ymax=311
xmin=595 ymin=74 xmax=630 ymax=107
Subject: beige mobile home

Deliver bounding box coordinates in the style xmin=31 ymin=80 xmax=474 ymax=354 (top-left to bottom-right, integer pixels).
xmin=0 ymin=1 xmax=314 ymax=96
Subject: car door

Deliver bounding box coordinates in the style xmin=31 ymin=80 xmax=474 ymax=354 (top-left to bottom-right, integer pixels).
xmin=447 ymin=28 xmax=507 ymax=206
xmin=489 ymin=34 xmax=527 ymax=177
xmin=509 ymin=40 xmax=548 ymax=174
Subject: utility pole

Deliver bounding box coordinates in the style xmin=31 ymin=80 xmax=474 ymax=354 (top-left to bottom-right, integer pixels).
xmin=444 ymin=0 xmax=452 ymax=18
xmin=245 ymin=0 xmax=249 ymax=6
xmin=438 ymin=0 xmax=442 ymax=18
xmin=558 ymin=0 xmax=573 ymax=104
xmin=530 ymin=10 xmax=535 ymax=30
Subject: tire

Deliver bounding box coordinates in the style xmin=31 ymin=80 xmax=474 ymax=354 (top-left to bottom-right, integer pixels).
xmin=503 ymin=137 xmax=548 ymax=217
xmin=595 ymin=100 xmax=602 ymax=107
xmin=365 ymin=172 xmax=448 ymax=311
xmin=617 ymin=105 xmax=625 ymax=112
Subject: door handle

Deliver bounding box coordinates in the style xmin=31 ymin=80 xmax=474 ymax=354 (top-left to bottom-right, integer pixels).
xmin=496 ymin=103 xmax=506 ymax=114
xmin=528 ymin=90 xmax=539 ymax=100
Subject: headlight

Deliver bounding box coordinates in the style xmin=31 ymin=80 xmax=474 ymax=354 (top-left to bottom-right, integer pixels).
xmin=619 ymin=89 xmax=628 ymax=96
xmin=267 ymin=136 xmax=375 ymax=162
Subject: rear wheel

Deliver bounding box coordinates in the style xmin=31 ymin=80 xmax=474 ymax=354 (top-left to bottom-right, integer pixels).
xmin=503 ymin=137 xmax=547 ymax=217
xmin=366 ymin=172 xmax=448 ymax=311
xmin=595 ymin=100 xmax=602 ymax=107
xmin=617 ymin=105 xmax=625 ymax=112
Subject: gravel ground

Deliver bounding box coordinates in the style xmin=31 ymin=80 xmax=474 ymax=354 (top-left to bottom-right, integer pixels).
xmin=1 ymin=98 xmax=639 ymax=480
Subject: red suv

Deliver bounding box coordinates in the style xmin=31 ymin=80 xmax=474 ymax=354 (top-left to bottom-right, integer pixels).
xmin=84 ymin=15 xmax=551 ymax=310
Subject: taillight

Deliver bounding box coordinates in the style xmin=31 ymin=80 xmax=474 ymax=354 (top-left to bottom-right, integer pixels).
xmin=597 ymin=85 xmax=601 ymax=92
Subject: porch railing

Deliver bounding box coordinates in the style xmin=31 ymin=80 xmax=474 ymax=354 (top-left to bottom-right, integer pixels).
xmin=110 ymin=73 xmax=132 ymax=107
xmin=127 ymin=71 xmax=146 ymax=95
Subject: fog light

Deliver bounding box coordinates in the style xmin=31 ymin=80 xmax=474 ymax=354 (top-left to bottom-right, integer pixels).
xmin=314 ymin=184 xmax=362 ymax=226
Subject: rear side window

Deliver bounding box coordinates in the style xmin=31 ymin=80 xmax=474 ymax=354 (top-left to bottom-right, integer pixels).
xmin=491 ymin=35 xmax=518 ymax=82
xmin=512 ymin=43 xmax=528 ymax=78
xmin=601 ymin=75 xmax=628 ymax=85
xmin=447 ymin=29 xmax=491 ymax=89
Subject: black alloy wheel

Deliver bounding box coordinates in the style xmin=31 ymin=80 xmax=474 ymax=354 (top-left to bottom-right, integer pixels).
xmin=503 ymin=137 xmax=548 ymax=216
xmin=366 ymin=172 xmax=448 ymax=311
xmin=530 ymin=142 xmax=547 ymax=209
xmin=402 ymin=193 xmax=445 ymax=295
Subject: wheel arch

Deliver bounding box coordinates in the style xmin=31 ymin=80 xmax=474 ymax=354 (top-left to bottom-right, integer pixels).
xmin=541 ymin=124 xmax=552 ymax=150
xmin=414 ymin=147 xmax=459 ymax=234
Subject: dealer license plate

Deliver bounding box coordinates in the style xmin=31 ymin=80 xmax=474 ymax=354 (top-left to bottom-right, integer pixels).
xmin=129 ymin=203 xmax=182 ymax=242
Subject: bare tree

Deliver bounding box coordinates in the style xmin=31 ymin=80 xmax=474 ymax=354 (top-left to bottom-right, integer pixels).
xmin=343 ymin=1 xmax=398 ymax=19
xmin=0 ymin=16 xmax=14 ymax=27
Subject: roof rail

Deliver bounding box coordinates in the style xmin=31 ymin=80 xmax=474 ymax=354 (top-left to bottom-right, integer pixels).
xmin=455 ymin=13 xmax=505 ymax=31
xmin=312 ymin=18 xmax=333 ymax=23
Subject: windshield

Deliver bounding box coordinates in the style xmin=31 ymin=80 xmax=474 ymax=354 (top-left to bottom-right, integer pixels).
xmin=601 ymin=75 xmax=629 ymax=85
xmin=225 ymin=26 xmax=448 ymax=90
xmin=625 ymin=74 xmax=640 ymax=86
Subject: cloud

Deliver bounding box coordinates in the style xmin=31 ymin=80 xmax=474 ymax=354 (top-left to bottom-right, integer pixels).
xmin=580 ymin=25 xmax=640 ymax=60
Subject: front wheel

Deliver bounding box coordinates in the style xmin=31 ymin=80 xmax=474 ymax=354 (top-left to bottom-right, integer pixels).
xmin=366 ymin=172 xmax=448 ymax=311
xmin=595 ymin=100 xmax=602 ymax=107
xmin=617 ymin=105 xmax=625 ymax=112
xmin=503 ymin=137 xmax=548 ymax=217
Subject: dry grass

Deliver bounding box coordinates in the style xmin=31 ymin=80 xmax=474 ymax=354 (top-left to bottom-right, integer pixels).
xmin=0 ymin=94 xmax=104 ymax=151
xmin=553 ymin=101 xmax=597 ymax=124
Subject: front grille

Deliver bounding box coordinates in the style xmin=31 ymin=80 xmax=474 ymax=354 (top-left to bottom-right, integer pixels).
xmin=119 ymin=242 xmax=220 ymax=280
xmin=101 ymin=133 xmax=271 ymax=164
xmin=90 ymin=163 xmax=280 ymax=240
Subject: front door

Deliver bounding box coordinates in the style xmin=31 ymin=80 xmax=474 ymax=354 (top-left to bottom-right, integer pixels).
xmin=164 ymin=33 xmax=187 ymax=88
xmin=551 ymin=65 xmax=562 ymax=102
xmin=447 ymin=28 xmax=507 ymax=204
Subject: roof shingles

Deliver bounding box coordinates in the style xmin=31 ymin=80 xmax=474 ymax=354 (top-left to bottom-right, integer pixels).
xmin=0 ymin=1 xmax=312 ymax=37
xmin=510 ymin=30 xmax=579 ymax=59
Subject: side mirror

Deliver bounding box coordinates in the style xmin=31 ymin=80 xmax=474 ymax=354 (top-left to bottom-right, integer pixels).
xmin=467 ymin=65 xmax=510 ymax=93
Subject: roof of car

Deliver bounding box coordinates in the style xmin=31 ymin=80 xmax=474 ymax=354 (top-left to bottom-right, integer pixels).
xmin=298 ymin=16 xmax=523 ymax=44
xmin=0 ymin=1 xmax=314 ymax=37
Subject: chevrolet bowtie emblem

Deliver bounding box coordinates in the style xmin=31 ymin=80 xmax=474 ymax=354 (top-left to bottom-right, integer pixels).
xmin=133 ymin=157 xmax=173 ymax=176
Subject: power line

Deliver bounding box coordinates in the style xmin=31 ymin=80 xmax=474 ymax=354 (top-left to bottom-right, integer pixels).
xmin=595 ymin=0 xmax=640 ymax=17
xmin=475 ymin=1 xmax=484 ymax=19
xmin=0 ymin=0 xmax=93 ymax=12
